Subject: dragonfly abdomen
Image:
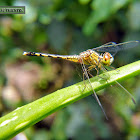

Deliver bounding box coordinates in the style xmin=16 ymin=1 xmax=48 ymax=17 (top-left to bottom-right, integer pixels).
xmin=23 ymin=52 xmax=80 ymax=63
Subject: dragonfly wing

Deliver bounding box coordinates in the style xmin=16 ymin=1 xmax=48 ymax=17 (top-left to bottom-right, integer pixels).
xmin=92 ymin=41 xmax=140 ymax=55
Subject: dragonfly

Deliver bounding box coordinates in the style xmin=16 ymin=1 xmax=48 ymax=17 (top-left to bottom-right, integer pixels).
xmin=23 ymin=40 xmax=139 ymax=120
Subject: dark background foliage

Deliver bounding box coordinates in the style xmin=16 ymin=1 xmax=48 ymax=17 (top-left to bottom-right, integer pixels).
xmin=0 ymin=0 xmax=140 ymax=139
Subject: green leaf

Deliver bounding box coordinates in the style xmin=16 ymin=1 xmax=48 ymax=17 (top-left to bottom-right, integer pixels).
xmin=127 ymin=1 xmax=140 ymax=30
xmin=0 ymin=60 xmax=140 ymax=139
xmin=83 ymin=0 xmax=130 ymax=35
xmin=78 ymin=0 xmax=91 ymax=5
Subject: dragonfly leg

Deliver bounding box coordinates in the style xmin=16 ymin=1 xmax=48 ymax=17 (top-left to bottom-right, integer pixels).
xmin=80 ymin=60 xmax=108 ymax=120
xmin=97 ymin=66 xmax=113 ymax=87
xmin=87 ymin=65 xmax=108 ymax=82
xmin=82 ymin=72 xmax=87 ymax=92
xmin=82 ymin=66 xmax=94 ymax=92
xmin=86 ymin=65 xmax=96 ymax=78
xmin=87 ymin=65 xmax=96 ymax=71
xmin=108 ymin=65 xmax=120 ymax=73
xmin=95 ymin=67 xmax=99 ymax=75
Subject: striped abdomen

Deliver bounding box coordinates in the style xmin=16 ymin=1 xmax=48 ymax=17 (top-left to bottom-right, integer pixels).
xmin=23 ymin=52 xmax=80 ymax=63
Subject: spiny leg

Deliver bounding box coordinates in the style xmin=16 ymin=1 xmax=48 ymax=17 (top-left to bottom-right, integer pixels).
xmin=82 ymin=72 xmax=87 ymax=92
xmin=86 ymin=65 xmax=96 ymax=78
xmin=89 ymin=64 xmax=112 ymax=89
xmin=87 ymin=64 xmax=105 ymax=79
xmin=82 ymin=66 xmax=95 ymax=92
xmin=87 ymin=65 xmax=109 ymax=86
xmin=107 ymin=65 xmax=120 ymax=73
xmin=80 ymin=59 xmax=108 ymax=120
xmin=86 ymin=65 xmax=100 ymax=79
xmin=100 ymin=65 xmax=113 ymax=87
xmin=91 ymin=65 xmax=109 ymax=82
xmin=95 ymin=67 xmax=100 ymax=75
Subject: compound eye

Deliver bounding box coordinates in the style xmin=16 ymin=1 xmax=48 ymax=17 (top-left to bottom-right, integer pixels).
xmin=105 ymin=53 xmax=110 ymax=60
xmin=102 ymin=52 xmax=111 ymax=65
xmin=104 ymin=56 xmax=108 ymax=61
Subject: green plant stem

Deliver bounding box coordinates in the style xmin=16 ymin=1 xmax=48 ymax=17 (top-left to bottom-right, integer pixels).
xmin=0 ymin=60 xmax=140 ymax=139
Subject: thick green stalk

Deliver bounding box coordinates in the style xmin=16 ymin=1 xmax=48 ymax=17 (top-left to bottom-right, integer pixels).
xmin=0 ymin=60 xmax=140 ymax=139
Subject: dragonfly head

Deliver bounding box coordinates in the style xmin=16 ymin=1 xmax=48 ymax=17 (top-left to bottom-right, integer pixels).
xmin=102 ymin=52 xmax=114 ymax=66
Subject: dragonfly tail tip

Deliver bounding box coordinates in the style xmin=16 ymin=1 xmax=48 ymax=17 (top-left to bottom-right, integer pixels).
xmin=23 ymin=51 xmax=27 ymax=56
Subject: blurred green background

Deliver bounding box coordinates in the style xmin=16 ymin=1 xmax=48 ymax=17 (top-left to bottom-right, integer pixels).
xmin=0 ymin=0 xmax=140 ymax=140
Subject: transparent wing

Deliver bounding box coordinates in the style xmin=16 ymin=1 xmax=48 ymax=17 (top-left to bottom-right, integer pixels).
xmin=92 ymin=41 xmax=139 ymax=55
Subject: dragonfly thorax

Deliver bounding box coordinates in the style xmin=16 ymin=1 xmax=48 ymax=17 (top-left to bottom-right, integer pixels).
xmin=101 ymin=52 xmax=114 ymax=66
